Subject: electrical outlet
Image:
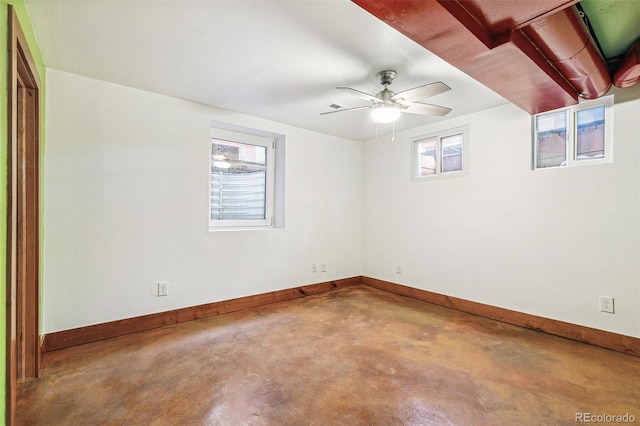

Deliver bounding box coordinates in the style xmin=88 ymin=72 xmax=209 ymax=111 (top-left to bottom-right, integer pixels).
xmin=311 ymin=263 xmax=317 ymax=273
xmin=395 ymin=264 xmax=403 ymax=274
xmin=321 ymin=262 xmax=327 ymax=272
xmin=599 ymin=296 xmax=614 ymax=314
xmin=157 ymin=282 xmax=169 ymax=297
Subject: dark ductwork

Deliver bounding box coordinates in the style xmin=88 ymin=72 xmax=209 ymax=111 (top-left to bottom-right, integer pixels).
xmin=352 ymin=0 xmax=613 ymax=114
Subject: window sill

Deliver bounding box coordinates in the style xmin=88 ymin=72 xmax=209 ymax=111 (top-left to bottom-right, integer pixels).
xmin=410 ymin=171 xmax=469 ymax=184
xmin=208 ymin=226 xmax=284 ymax=232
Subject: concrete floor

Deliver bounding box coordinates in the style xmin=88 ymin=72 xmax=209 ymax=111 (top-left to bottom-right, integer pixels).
xmin=17 ymin=285 xmax=640 ymax=425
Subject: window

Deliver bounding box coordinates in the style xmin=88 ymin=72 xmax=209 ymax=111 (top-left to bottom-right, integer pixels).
xmin=209 ymin=124 xmax=283 ymax=230
xmin=412 ymin=126 xmax=468 ymax=179
xmin=534 ymin=96 xmax=612 ymax=169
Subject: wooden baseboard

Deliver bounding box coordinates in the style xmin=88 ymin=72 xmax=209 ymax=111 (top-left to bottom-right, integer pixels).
xmin=43 ymin=275 xmax=639 ymax=357
xmin=42 ymin=277 xmax=361 ymax=352
xmin=362 ymin=276 xmax=640 ymax=357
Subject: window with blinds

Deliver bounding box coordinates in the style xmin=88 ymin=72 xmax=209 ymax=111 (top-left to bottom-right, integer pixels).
xmin=209 ymin=127 xmax=275 ymax=229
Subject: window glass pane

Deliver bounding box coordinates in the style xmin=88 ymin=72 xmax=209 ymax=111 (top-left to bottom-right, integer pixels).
xmin=417 ymin=139 xmax=437 ymax=176
xmin=210 ymin=140 xmax=267 ymax=221
xmin=576 ymin=106 xmax=605 ymax=161
xmin=536 ymin=111 xmax=567 ymax=168
xmin=441 ymin=133 xmax=463 ymax=173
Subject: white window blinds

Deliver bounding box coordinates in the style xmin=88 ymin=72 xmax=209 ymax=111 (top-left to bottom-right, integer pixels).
xmin=209 ymin=127 xmax=275 ymax=229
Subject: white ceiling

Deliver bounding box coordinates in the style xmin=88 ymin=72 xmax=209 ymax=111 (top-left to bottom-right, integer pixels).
xmin=25 ymin=0 xmax=508 ymax=141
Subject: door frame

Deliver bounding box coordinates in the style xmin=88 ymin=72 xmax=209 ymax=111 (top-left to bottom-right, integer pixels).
xmin=6 ymin=5 xmax=41 ymax=424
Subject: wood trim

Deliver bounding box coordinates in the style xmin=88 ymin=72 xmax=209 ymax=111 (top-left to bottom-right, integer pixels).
xmin=42 ymin=277 xmax=361 ymax=352
xmin=362 ymin=277 xmax=640 ymax=357
xmin=17 ymin=83 xmax=40 ymax=378
xmin=42 ymin=275 xmax=639 ymax=357
xmin=7 ymin=5 xmax=41 ymax=425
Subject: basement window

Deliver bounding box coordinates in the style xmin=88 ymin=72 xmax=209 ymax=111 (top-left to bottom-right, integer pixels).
xmin=209 ymin=122 xmax=284 ymax=230
xmin=533 ymin=95 xmax=613 ymax=169
xmin=412 ymin=126 xmax=468 ymax=180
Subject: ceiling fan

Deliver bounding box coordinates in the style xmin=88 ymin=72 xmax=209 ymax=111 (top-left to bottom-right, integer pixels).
xmin=321 ymin=70 xmax=452 ymax=123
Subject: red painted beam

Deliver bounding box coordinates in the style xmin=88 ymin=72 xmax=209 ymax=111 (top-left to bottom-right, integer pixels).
xmin=447 ymin=0 xmax=582 ymax=33
xmin=352 ymin=0 xmax=610 ymax=114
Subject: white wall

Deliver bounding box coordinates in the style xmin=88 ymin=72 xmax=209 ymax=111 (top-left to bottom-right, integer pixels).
xmin=363 ymin=100 xmax=640 ymax=338
xmin=44 ymin=68 xmax=640 ymax=339
xmin=43 ymin=69 xmax=363 ymax=333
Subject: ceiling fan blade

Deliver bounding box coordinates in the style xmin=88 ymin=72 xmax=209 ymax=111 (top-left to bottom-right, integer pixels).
xmin=402 ymin=102 xmax=452 ymax=116
xmin=320 ymin=105 xmax=371 ymax=115
xmin=391 ymin=82 xmax=450 ymax=103
xmin=337 ymin=86 xmax=381 ymax=103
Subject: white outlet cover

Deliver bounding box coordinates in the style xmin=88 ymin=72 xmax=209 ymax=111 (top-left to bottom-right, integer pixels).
xmin=157 ymin=282 xmax=169 ymax=297
xmin=599 ymin=296 xmax=614 ymax=313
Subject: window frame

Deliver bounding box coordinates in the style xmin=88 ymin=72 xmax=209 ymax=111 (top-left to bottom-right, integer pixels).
xmin=533 ymin=95 xmax=613 ymax=170
xmin=411 ymin=126 xmax=469 ymax=181
xmin=209 ymin=124 xmax=279 ymax=231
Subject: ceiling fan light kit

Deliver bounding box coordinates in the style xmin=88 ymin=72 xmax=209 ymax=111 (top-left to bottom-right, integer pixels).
xmin=371 ymin=104 xmax=401 ymax=123
xmin=321 ymin=70 xmax=452 ymax=124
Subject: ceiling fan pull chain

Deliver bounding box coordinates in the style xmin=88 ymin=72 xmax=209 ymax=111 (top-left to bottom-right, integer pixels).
xmin=392 ymin=120 xmax=395 ymax=143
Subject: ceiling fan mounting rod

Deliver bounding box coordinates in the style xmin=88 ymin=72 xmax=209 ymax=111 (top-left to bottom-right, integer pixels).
xmin=376 ymin=70 xmax=397 ymax=87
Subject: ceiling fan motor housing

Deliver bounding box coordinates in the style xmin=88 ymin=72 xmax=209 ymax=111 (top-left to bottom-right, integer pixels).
xmin=376 ymin=70 xmax=397 ymax=86
xmin=376 ymin=88 xmax=396 ymax=103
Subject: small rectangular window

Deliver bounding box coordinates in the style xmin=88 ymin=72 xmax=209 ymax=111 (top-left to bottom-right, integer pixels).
xmin=533 ymin=96 xmax=612 ymax=170
xmin=209 ymin=126 xmax=276 ymax=229
xmin=535 ymin=111 xmax=567 ymax=168
xmin=412 ymin=126 xmax=468 ymax=180
xmin=441 ymin=133 xmax=463 ymax=173
xmin=576 ymin=106 xmax=605 ymax=161
xmin=417 ymin=138 xmax=437 ymax=176
xmin=210 ymin=140 xmax=267 ymax=221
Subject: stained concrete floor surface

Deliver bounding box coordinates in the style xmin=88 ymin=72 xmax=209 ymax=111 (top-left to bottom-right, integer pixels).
xmin=17 ymin=285 xmax=640 ymax=425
